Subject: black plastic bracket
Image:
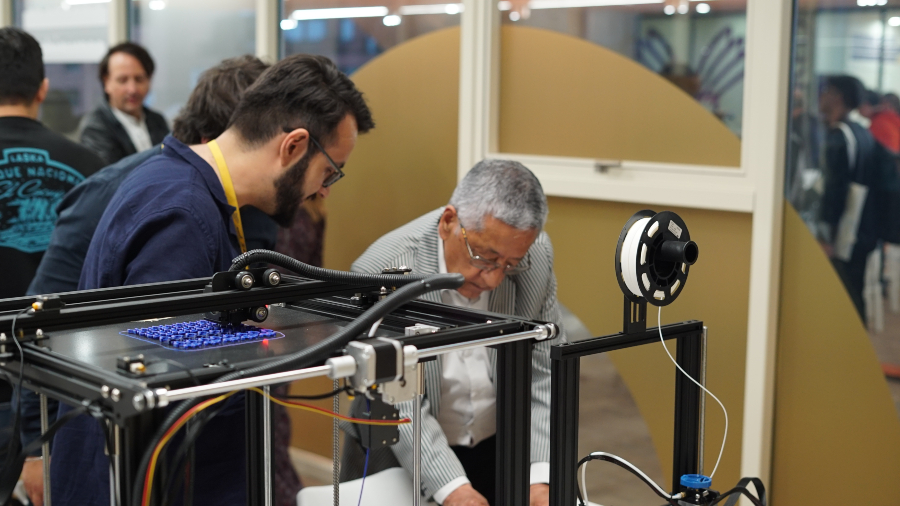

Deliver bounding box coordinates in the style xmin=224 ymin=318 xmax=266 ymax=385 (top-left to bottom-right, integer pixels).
xmin=624 ymin=297 xmax=648 ymax=334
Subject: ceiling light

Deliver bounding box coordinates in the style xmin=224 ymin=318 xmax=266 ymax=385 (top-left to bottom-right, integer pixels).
xmin=677 ymin=2 xmax=689 ymax=13
xmin=399 ymin=3 xmax=463 ymax=15
xmin=529 ymin=0 xmax=664 ymax=7
xmin=664 ymin=4 xmax=676 ymax=13
xmin=890 ymin=16 xmax=900 ymax=25
xmin=383 ymin=14 xmax=401 ymax=26
xmin=291 ymin=6 xmax=389 ymax=21
xmin=696 ymin=2 xmax=710 ymax=13
xmin=148 ymin=0 xmax=165 ymax=10
xmin=510 ymin=10 xmax=521 ymax=20
xmin=280 ymin=18 xmax=298 ymax=30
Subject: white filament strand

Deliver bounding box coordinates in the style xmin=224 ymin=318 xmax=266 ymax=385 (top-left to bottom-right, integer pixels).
xmin=658 ymin=305 xmax=728 ymax=479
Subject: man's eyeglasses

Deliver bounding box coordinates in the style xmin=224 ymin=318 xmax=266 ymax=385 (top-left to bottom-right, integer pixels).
xmin=458 ymin=218 xmax=530 ymax=275
xmin=283 ymin=127 xmax=345 ymax=188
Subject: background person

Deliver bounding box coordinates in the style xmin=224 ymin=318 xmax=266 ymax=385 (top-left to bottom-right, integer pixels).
xmin=859 ymin=89 xmax=900 ymax=153
xmin=0 ymin=28 xmax=105 ymax=299
xmin=819 ymin=75 xmax=880 ymax=322
xmin=0 ymin=25 xmax=105 ymax=506
xmin=348 ymin=160 xmax=564 ymax=506
xmin=78 ymin=42 xmax=169 ymax=164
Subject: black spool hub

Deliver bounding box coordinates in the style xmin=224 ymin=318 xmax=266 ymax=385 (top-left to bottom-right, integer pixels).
xmin=614 ymin=210 xmax=697 ymax=307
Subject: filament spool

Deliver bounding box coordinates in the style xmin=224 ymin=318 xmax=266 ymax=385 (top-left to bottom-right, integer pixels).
xmin=615 ymin=210 xmax=699 ymax=307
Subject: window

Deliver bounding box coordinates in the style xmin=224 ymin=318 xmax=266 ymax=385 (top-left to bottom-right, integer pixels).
xmin=16 ymin=0 xmax=108 ymax=137
xmin=281 ymin=1 xmax=461 ymax=74
xmin=495 ymin=0 xmax=747 ymax=166
xmin=786 ymin=0 xmax=900 ymax=417
xmin=130 ymin=0 xmax=256 ymax=123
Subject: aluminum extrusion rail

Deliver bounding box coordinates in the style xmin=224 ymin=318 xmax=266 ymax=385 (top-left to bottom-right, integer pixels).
xmin=140 ymin=326 xmax=554 ymax=411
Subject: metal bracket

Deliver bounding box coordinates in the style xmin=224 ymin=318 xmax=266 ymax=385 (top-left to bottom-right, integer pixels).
xmin=379 ymin=345 xmax=419 ymax=405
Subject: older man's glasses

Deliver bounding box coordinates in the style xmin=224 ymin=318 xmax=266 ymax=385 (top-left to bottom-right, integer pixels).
xmin=283 ymin=127 xmax=345 ymax=188
xmin=458 ymin=219 xmax=530 ymax=275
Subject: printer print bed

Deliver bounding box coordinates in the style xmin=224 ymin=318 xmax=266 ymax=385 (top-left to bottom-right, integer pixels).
xmin=121 ymin=319 xmax=284 ymax=351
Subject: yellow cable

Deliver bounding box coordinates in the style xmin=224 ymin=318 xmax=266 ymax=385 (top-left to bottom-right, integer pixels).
xmin=247 ymin=387 xmax=410 ymax=426
xmin=143 ymin=392 xmax=234 ymax=506
xmin=143 ymin=385 xmax=409 ymax=505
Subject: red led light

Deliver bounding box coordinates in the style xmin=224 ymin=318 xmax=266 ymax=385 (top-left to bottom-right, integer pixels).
xmin=262 ymin=339 xmax=269 ymax=346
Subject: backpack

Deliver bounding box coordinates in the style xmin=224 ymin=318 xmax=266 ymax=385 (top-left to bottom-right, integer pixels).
xmin=838 ymin=122 xmax=900 ymax=243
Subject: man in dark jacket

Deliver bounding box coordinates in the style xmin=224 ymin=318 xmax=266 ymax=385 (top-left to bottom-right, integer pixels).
xmin=78 ymin=42 xmax=169 ymax=164
xmin=52 ymin=54 xmax=374 ymax=506
xmin=19 ymin=55 xmax=314 ymax=506
xmin=819 ymin=74 xmax=880 ymax=322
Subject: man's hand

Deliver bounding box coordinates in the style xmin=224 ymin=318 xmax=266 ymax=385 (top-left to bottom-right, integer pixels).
xmin=530 ymin=483 xmax=550 ymax=506
xmin=443 ymin=484 xmax=489 ymax=506
xmin=21 ymin=459 xmax=44 ymax=506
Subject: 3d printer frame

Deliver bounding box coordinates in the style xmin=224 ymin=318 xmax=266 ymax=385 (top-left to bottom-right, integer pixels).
xmin=549 ymin=298 xmax=706 ymax=506
xmin=0 ymin=273 xmax=549 ymax=506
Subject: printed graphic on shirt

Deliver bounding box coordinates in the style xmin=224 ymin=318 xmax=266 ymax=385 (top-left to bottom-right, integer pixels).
xmin=0 ymin=148 xmax=86 ymax=253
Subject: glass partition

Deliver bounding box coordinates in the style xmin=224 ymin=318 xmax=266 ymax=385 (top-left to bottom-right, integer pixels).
xmin=281 ymin=0 xmax=461 ymax=74
xmin=130 ymin=0 xmax=256 ymax=123
xmin=499 ymin=1 xmax=746 ymax=135
xmin=786 ymin=1 xmax=900 ymax=417
xmin=494 ymin=0 xmax=747 ymax=167
xmin=15 ymin=0 xmax=108 ymax=138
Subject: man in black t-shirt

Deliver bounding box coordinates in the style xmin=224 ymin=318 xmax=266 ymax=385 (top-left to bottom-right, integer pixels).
xmin=818 ymin=74 xmax=879 ymax=323
xmin=0 ymin=28 xmax=104 ymax=299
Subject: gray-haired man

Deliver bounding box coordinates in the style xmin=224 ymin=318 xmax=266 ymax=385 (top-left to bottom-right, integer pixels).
xmin=351 ymin=160 xmax=564 ymax=506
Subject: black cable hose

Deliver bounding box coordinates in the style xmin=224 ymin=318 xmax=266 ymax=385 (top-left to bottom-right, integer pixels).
xmin=575 ymin=453 xmax=766 ymax=506
xmin=708 ymin=486 xmax=765 ymax=506
xmin=575 ymin=454 xmax=678 ymax=506
xmin=228 ymin=249 xmax=435 ymax=286
xmin=130 ymin=272 xmax=464 ymax=506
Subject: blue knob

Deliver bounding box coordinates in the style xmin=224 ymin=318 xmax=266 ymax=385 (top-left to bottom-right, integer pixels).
xmin=680 ymin=474 xmax=711 ymax=490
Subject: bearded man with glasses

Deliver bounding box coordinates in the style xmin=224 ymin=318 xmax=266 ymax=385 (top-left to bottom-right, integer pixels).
xmin=348 ymin=159 xmax=564 ymax=506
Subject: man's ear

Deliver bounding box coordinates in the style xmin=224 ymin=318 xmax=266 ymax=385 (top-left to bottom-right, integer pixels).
xmin=438 ymin=205 xmax=457 ymax=241
xmin=280 ymin=127 xmax=310 ymax=167
xmin=33 ymin=78 xmax=49 ymax=105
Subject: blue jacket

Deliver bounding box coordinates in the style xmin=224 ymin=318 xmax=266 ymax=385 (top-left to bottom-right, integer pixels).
xmin=28 ymin=146 xmax=277 ymax=296
xmin=50 ymin=135 xmax=252 ymax=505
xmin=20 ymin=144 xmax=276 ymax=457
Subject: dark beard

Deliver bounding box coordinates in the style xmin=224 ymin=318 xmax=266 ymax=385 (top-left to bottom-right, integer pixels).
xmin=270 ymin=152 xmax=310 ymax=227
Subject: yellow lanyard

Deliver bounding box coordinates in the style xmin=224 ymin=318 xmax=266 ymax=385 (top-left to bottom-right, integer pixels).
xmin=207 ymin=140 xmax=247 ymax=254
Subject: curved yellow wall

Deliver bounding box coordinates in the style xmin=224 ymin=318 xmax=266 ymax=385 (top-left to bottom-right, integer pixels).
xmin=323 ymin=27 xmax=462 ymax=271
xmin=773 ymin=206 xmax=900 ymax=503
xmin=498 ymin=27 xmax=742 ymax=167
